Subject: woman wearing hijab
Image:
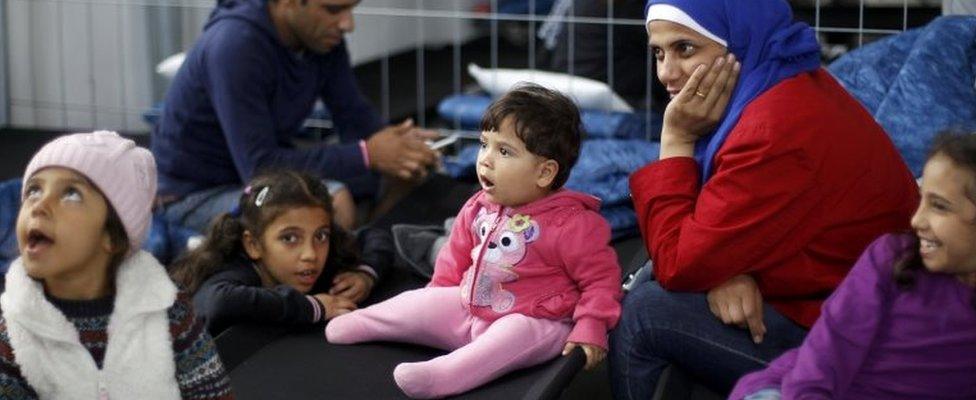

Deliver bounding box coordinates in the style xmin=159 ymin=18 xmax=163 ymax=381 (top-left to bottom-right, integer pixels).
xmin=609 ymin=0 xmax=920 ymax=397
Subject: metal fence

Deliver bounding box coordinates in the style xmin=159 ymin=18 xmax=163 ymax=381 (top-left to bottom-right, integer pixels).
xmin=0 ymin=0 xmax=945 ymax=133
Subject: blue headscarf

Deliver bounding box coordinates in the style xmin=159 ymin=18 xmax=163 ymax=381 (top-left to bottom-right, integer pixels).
xmin=645 ymin=0 xmax=820 ymax=182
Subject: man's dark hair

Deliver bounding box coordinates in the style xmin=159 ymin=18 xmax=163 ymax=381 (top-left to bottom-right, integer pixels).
xmin=480 ymin=83 xmax=584 ymax=190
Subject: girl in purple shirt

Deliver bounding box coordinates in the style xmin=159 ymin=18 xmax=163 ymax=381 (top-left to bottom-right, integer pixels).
xmin=731 ymin=132 xmax=976 ymax=400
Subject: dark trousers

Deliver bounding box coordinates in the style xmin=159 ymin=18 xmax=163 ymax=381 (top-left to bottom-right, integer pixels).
xmin=609 ymin=280 xmax=808 ymax=399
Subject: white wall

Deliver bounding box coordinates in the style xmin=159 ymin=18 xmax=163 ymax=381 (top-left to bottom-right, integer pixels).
xmin=6 ymin=0 xmax=156 ymax=132
xmin=2 ymin=0 xmax=480 ymax=133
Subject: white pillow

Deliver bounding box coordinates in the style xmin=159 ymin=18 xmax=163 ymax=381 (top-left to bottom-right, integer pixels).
xmin=467 ymin=63 xmax=633 ymax=112
xmin=156 ymin=52 xmax=186 ymax=80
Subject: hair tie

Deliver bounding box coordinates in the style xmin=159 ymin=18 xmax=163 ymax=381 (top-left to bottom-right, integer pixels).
xmin=255 ymin=186 xmax=270 ymax=207
xmin=229 ymin=185 xmax=254 ymax=218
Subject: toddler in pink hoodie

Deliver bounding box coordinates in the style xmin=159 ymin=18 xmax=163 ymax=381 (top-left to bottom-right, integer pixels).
xmin=326 ymin=84 xmax=623 ymax=398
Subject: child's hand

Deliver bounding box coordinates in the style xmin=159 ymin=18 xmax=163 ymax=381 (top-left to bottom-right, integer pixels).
xmin=329 ymin=271 xmax=375 ymax=304
xmin=562 ymin=342 xmax=606 ymax=370
xmin=313 ymin=293 xmax=357 ymax=320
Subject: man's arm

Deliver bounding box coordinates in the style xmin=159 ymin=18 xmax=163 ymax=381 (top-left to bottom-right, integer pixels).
xmin=203 ymin=25 xmax=369 ymax=182
xmin=318 ymin=41 xmax=384 ymax=143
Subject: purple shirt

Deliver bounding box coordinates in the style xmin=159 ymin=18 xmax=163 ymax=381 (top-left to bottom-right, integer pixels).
xmin=731 ymin=233 xmax=976 ymax=399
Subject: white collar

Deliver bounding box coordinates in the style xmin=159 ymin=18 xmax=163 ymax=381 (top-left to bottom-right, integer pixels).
xmin=1 ymin=250 xmax=177 ymax=342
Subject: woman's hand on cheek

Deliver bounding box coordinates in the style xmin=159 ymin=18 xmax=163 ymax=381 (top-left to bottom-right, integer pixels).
xmin=329 ymin=271 xmax=376 ymax=304
xmin=660 ymin=53 xmax=741 ymax=159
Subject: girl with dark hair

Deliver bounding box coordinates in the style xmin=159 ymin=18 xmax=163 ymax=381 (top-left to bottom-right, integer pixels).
xmin=171 ymin=170 xmax=392 ymax=335
xmin=730 ymin=132 xmax=976 ymax=399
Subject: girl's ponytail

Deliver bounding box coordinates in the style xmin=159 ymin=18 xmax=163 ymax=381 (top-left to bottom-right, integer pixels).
xmin=171 ymin=212 xmax=247 ymax=294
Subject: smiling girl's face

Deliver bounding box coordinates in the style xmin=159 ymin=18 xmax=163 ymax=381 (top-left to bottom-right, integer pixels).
xmin=911 ymin=153 xmax=976 ymax=281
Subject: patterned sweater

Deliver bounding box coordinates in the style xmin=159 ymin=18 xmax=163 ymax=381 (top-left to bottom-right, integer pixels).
xmin=0 ymin=291 xmax=233 ymax=399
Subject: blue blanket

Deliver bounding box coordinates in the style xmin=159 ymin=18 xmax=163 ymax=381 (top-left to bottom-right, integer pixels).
xmin=566 ymin=140 xmax=660 ymax=206
xmin=828 ymin=16 xmax=976 ymax=176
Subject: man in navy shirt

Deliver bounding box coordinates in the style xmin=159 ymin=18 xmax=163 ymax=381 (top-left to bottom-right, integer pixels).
xmin=153 ymin=0 xmax=437 ymax=231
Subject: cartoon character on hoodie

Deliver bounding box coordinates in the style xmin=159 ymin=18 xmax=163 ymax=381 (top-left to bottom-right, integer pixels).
xmin=460 ymin=211 xmax=540 ymax=312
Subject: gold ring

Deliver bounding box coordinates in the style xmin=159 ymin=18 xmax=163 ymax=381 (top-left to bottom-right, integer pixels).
xmin=695 ymin=91 xmax=707 ymax=98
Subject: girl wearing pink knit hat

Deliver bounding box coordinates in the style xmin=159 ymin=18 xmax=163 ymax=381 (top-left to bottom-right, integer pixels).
xmin=0 ymin=131 xmax=233 ymax=399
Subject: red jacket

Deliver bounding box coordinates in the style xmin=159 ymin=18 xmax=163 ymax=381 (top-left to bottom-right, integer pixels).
xmin=630 ymin=69 xmax=919 ymax=327
xmin=430 ymin=190 xmax=623 ymax=349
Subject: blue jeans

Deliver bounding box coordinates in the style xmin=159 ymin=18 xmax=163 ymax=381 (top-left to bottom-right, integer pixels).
xmin=161 ymin=180 xmax=347 ymax=233
xmin=608 ymin=281 xmax=808 ymax=399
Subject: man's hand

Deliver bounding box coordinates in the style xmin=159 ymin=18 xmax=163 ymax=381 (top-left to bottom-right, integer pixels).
xmin=562 ymin=342 xmax=607 ymax=370
xmin=366 ymin=119 xmax=439 ymax=180
xmin=329 ymin=271 xmax=375 ymax=304
xmin=706 ymin=274 xmax=766 ymax=344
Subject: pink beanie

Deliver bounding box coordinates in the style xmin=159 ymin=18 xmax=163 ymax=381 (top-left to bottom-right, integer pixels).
xmin=23 ymin=131 xmax=157 ymax=254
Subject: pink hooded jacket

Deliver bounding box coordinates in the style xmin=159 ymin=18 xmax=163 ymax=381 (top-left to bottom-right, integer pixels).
xmin=430 ymin=189 xmax=623 ymax=349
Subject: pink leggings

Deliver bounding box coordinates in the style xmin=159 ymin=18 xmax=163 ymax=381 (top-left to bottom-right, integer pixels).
xmin=326 ymin=286 xmax=572 ymax=399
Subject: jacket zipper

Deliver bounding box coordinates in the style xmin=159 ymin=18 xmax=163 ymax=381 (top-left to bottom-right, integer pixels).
xmin=468 ymin=207 xmax=506 ymax=306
